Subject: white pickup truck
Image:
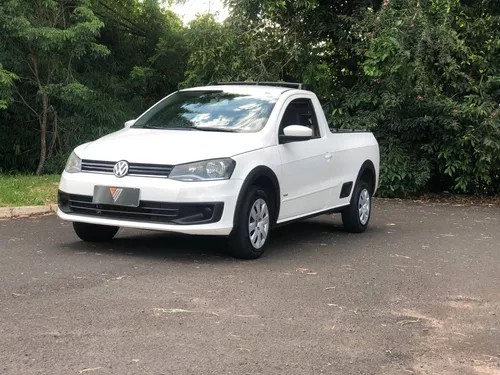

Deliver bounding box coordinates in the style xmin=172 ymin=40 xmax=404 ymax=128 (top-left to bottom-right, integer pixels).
xmin=57 ymin=82 xmax=379 ymax=259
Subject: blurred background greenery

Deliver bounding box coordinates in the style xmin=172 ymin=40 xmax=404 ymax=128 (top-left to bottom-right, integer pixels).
xmin=0 ymin=0 xmax=498 ymax=196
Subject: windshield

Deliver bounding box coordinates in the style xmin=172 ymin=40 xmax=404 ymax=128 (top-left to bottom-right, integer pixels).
xmin=133 ymin=90 xmax=278 ymax=132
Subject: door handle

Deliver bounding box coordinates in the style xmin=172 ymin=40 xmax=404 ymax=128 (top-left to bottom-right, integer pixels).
xmin=325 ymin=153 xmax=332 ymax=160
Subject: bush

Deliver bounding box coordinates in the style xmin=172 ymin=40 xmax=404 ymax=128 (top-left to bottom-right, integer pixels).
xmin=330 ymin=0 xmax=500 ymax=196
xmin=377 ymin=140 xmax=431 ymax=197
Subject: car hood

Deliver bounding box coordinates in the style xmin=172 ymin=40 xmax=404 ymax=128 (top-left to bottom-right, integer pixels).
xmin=76 ymin=128 xmax=265 ymax=165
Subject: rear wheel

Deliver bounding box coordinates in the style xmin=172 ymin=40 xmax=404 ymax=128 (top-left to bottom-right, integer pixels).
xmin=228 ymin=186 xmax=272 ymax=259
xmin=73 ymin=222 xmax=119 ymax=242
xmin=341 ymin=181 xmax=372 ymax=233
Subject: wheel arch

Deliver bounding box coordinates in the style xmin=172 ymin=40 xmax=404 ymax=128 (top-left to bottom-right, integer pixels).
xmin=233 ymin=166 xmax=281 ymax=227
xmin=353 ymin=160 xmax=377 ymax=201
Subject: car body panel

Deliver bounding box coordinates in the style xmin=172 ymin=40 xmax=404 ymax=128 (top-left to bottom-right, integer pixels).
xmin=77 ymin=128 xmax=267 ymax=165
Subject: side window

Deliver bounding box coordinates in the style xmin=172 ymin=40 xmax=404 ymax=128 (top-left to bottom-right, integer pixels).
xmin=278 ymin=98 xmax=320 ymax=137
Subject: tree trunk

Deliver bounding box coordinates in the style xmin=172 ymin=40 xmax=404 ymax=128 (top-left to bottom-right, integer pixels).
xmin=35 ymin=93 xmax=48 ymax=175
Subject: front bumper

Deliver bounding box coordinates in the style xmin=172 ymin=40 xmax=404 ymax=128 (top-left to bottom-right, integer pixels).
xmin=57 ymin=171 xmax=243 ymax=236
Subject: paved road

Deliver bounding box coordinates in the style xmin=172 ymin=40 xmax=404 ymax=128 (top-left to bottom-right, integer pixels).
xmin=1 ymin=200 xmax=499 ymax=375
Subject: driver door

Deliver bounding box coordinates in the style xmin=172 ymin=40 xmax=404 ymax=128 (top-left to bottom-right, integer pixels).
xmin=276 ymin=97 xmax=333 ymax=222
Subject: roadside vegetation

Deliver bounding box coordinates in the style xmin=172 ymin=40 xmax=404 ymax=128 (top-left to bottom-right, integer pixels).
xmin=0 ymin=175 xmax=60 ymax=207
xmin=0 ymin=0 xmax=498 ymax=197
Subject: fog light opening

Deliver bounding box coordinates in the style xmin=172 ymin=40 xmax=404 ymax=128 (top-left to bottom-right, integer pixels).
xmin=203 ymin=207 xmax=213 ymax=219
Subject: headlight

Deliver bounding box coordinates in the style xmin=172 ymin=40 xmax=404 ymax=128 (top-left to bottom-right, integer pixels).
xmin=64 ymin=151 xmax=82 ymax=173
xmin=169 ymin=158 xmax=236 ymax=182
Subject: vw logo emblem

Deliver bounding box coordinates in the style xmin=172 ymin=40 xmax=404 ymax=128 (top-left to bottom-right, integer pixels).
xmin=113 ymin=160 xmax=129 ymax=178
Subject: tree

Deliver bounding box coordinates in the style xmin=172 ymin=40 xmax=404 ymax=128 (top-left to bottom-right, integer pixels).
xmin=0 ymin=0 xmax=108 ymax=174
xmin=339 ymin=0 xmax=500 ymax=194
xmin=183 ymin=13 xmax=304 ymax=87
xmin=0 ymin=0 xmax=497 ymax=195
xmin=221 ymin=0 xmax=500 ymax=195
xmin=91 ymin=0 xmax=188 ymax=100
xmin=0 ymin=64 xmax=17 ymax=110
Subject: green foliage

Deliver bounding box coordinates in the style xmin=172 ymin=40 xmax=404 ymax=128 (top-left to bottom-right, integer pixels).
xmin=0 ymin=0 xmax=187 ymax=174
xmin=378 ymin=140 xmax=431 ymax=197
xmin=360 ymin=0 xmax=500 ymax=194
xmin=0 ymin=0 xmax=498 ymax=196
xmin=0 ymin=64 xmax=17 ymax=110
xmin=182 ymin=13 xmax=303 ymax=86
xmin=0 ymin=0 xmax=109 ymax=174
xmin=216 ymin=0 xmax=499 ymax=195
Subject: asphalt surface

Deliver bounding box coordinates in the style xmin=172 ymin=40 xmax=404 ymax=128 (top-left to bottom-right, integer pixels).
xmin=1 ymin=200 xmax=499 ymax=375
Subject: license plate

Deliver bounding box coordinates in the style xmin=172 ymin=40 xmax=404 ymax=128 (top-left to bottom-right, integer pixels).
xmin=93 ymin=186 xmax=140 ymax=207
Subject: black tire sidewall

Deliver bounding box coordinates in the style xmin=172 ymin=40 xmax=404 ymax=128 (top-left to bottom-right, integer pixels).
xmin=229 ymin=187 xmax=271 ymax=259
xmin=342 ymin=181 xmax=372 ymax=232
xmin=73 ymin=222 xmax=119 ymax=242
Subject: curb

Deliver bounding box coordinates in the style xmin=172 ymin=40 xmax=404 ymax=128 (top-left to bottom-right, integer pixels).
xmin=0 ymin=205 xmax=57 ymax=219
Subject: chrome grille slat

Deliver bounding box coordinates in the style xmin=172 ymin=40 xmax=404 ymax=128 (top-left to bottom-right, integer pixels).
xmin=81 ymin=160 xmax=173 ymax=178
xmin=128 ymin=171 xmax=171 ymax=174
xmin=83 ymin=161 xmax=115 ymax=165
xmin=128 ymin=165 xmax=172 ymax=170
xmin=82 ymin=166 xmax=113 ymax=171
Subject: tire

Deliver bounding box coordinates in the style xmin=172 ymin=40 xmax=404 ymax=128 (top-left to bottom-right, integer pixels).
xmin=73 ymin=222 xmax=119 ymax=242
xmin=228 ymin=186 xmax=272 ymax=259
xmin=342 ymin=181 xmax=372 ymax=233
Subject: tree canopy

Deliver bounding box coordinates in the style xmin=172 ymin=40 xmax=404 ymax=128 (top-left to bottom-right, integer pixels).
xmin=0 ymin=0 xmax=499 ymax=195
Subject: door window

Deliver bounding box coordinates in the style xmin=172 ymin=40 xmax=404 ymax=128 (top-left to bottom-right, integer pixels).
xmin=278 ymin=98 xmax=320 ymax=137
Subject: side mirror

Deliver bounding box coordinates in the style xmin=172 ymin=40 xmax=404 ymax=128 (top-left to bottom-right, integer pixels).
xmin=279 ymin=125 xmax=313 ymax=143
xmin=124 ymin=119 xmax=136 ymax=128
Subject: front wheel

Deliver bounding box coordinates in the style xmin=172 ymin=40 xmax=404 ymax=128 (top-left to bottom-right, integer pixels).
xmin=342 ymin=181 xmax=372 ymax=233
xmin=73 ymin=222 xmax=119 ymax=242
xmin=228 ymin=186 xmax=272 ymax=259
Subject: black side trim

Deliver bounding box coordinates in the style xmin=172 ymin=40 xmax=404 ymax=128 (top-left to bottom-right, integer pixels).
xmin=340 ymin=182 xmax=353 ymax=198
xmin=279 ymin=135 xmax=313 ymax=144
xmin=329 ymin=128 xmax=371 ymax=133
xmin=233 ymin=166 xmax=280 ymax=228
xmin=275 ymin=205 xmax=349 ymax=228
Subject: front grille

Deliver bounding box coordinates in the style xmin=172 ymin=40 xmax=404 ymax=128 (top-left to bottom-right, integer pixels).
xmin=58 ymin=192 xmax=223 ymax=225
xmin=81 ymin=160 xmax=173 ymax=178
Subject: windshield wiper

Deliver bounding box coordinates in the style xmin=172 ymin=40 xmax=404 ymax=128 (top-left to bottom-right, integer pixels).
xmin=133 ymin=125 xmax=239 ymax=132
xmin=133 ymin=125 xmax=194 ymax=130
xmin=132 ymin=125 xmax=164 ymax=129
xmin=192 ymin=127 xmax=240 ymax=133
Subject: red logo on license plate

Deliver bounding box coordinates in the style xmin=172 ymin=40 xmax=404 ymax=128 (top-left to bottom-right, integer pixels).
xmin=109 ymin=188 xmax=123 ymax=202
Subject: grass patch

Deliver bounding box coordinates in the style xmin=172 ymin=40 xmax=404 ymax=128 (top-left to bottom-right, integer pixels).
xmin=0 ymin=175 xmax=60 ymax=207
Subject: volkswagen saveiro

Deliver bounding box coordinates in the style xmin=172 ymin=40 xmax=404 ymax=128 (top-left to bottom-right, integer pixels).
xmin=58 ymin=82 xmax=380 ymax=259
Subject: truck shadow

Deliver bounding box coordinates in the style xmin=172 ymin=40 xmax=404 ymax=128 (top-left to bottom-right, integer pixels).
xmin=63 ymin=231 xmax=234 ymax=263
xmin=267 ymin=216 xmax=381 ymax=256
xmin=60 ymin=216 xmax=381 ymax=262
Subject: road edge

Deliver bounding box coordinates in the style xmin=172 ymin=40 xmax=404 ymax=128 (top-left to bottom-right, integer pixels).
xmin=0 ymin=205 xmax=56 ymax=219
